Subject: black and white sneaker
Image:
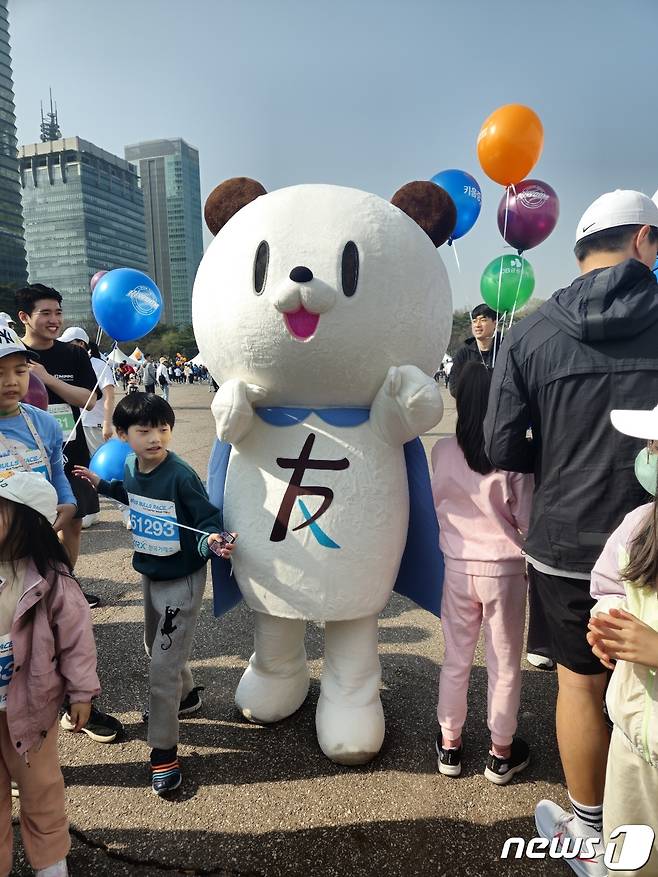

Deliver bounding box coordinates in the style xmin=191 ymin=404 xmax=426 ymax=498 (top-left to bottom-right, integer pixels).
xmin=435 ymin=731 xmax=462 ymax=777
xmin=142 ymin=686 xmax=204 ymax=723
xmin=61 ymin=705 xmax=123 ymax=743
xmin=484 ymin=737 xmax=530 ymax=785
xmin=83 ymin=592 xmax=101 ymax=609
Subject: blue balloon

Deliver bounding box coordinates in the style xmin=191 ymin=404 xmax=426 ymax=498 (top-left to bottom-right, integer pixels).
xmin=92 ymin=268 xmax=162 ymax=342
xmin=653 ymin=255 xmax=658 ymax=278
xmin=430 ymin=169 xmax=482 ymax=242
xmin=89 ymin=438 xmax=132 ymax=482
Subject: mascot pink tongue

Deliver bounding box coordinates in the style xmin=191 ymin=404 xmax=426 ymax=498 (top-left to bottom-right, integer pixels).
xmin=284 ymin=306 xmax=320 ymax=341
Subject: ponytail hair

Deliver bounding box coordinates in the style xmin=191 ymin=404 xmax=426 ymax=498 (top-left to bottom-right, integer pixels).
xmin=455 ymin=361 xmax=494 ymax=475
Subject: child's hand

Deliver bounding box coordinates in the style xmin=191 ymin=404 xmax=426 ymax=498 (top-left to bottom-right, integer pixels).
xmin=72 ymin=465 xmax=100 ymax=489
xmin=586 ymin=626 xmax=616 ymax=670
xmin=53 ymin=503 xmax=77 ymax=533
xmin=68 ymin=702 xmax=92 ymax=732
xmin=588 ymin=607 xmax=658 ymax=669
xmin=208 ymin=532 xmax=238 ymax=559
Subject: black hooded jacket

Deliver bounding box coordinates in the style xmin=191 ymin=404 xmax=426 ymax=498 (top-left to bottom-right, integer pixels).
xmin=484 ymin=259 xmax=658 ymax=573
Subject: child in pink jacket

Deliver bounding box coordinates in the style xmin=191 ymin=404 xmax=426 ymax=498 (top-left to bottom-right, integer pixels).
xmin=0 ymin=471 xmax=99 ymax=877
xmin=431 ymin=361 xmax=533 ymax=784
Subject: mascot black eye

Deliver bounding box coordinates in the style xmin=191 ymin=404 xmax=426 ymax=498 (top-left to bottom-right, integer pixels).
xmin=254 ymin=240 xmax=269 ymax=295
xmin=341 ymin=241 xmax=359 ymax=297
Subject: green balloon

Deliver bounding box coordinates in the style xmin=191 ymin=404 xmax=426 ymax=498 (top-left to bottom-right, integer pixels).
xmin=480 ymin=255 xmax=535 ymax=312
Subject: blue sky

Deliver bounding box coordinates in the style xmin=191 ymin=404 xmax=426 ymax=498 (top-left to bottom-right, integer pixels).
xmin=9 ymin=0 xmax=658 ymax=310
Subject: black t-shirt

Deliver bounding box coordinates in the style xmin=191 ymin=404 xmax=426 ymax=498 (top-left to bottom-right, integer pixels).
xmin=25 ymin=340 xmax=101 ymax=468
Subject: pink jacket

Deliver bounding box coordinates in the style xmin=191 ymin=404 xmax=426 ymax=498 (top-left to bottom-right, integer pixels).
xmin=6 ymin=560 xmax=100 ymax=756
xmin=431 ymin=436 xmax=533 ymax=576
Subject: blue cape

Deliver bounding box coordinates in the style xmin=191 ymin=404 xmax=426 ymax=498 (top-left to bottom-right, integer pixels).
xmin=207 ymin=407 xmax=444 ymax=617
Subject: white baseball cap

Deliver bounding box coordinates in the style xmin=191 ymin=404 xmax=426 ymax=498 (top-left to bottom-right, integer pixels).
xmin=575 ymin=190 xmax=658 ymax=244
xmin=0 ymin=471 xmax=57 ymax=524
xmin=0 ymin=313 xmax=15 ymax=326
xmin=59 ymin=326 xmax=89 ymax=345
xmin=0 ymin=325 xmax=39 ymax=362
xmin=610 ymin=403 xmax=658 ymax=440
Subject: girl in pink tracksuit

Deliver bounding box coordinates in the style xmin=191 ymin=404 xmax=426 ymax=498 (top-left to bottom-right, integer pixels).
xmin=0 ymin=472 xmax=99 ymax=877
xmin=431 ymin=361 xmax=533 ymax=784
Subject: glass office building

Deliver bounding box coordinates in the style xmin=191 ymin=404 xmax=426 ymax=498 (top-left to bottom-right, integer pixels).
xmin=125 ymin=139 xmax=203 ymax=326
xmin=19 ymin=137 xmax=148 ymax=324
xmin=0 ymin=0 xmax=28 ymax=312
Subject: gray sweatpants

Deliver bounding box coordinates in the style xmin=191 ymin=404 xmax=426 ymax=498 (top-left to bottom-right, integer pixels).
xmin=142 ymin=566 xmax=207 ymax=750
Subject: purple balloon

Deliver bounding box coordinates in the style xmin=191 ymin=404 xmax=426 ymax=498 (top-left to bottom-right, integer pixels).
xmin=497 ymin=179 xmax=559 ymax=252
xmin=24 ymin=372 xmax=49 ymax=411
xmin=90 ymin=270 xmax=108 ymax=292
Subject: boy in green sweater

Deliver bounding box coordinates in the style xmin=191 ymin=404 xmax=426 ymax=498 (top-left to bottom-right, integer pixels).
xmin=74 ymin=393 xmax=236 ymax=795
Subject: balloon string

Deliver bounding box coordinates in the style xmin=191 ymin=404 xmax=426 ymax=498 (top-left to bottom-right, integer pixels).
xmin=508 ymin=258 xmax=526 ymax=330
xmin=492 ymin=186 xmax=511 ymax=370
xmin=452 ymin=240 xmax=461 ymax=273
xmin=60 ymin=341 xmax=118 ymax=459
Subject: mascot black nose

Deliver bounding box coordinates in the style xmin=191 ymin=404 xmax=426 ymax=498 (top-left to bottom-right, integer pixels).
xmin=289 ymin=266 xmax=313 ymax=283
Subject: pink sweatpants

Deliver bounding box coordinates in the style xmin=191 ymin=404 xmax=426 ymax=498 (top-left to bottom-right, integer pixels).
xmin=437 ymin=569 xmax=527 ymax=748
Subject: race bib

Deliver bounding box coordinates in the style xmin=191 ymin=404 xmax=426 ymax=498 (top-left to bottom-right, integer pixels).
xmin=128 ymin=493 xmax=181 ymax=557
xmin=0 ymin=632 xmax=14 ymax=711
xmin=0 ymin=442 xmax=48 ymax=479
xmin=48 ymin=403 xmax=76 ymax=443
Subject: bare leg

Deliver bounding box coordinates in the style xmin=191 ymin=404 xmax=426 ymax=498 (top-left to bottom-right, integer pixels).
xmin=317 ymin=615 xmax=384 ymax=765
xmin=59 ymin=518 xmax=82 ymax=568
xmin=556 ymin=665 xmax=609 ymax=803
xmin=235 ymin=612 xmax=309 ymax=723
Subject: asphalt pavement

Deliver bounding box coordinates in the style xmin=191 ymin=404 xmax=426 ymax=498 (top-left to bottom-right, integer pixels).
xmin=11 ymin=383 xmax=567 ymax=876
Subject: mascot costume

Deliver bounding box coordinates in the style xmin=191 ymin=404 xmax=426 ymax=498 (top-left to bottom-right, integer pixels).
xmin=192 ymin=178 xmax=455 ymax=765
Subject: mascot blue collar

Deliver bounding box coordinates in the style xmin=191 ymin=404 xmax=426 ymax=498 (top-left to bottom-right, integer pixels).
xmin=207 ymin=406 xmax=444 ymax=618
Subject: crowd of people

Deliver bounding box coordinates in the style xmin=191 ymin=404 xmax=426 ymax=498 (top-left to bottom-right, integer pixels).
xmin=0 ymin=188 xmax=655 ymax=875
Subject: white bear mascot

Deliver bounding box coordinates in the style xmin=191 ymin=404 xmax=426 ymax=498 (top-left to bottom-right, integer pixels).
xmin=193 ymin=178 xmax=455 ymax=764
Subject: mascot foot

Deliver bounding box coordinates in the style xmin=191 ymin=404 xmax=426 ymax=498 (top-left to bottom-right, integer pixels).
xmin=235 ymin=613 xmax=309 ymax=723
xmin=315 ymin=693 xmax=385 ymax=765
xmin=236 ymin=661 xmax=310 ymax=723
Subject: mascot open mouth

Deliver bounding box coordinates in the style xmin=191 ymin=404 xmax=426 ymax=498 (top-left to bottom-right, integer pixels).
xmin=283 ymin=306 xmax=320 ymax=341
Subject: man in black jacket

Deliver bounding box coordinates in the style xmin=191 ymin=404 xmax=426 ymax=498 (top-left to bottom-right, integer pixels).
xmin=484 ymin=189 xmax=658 ymax=869
xmin=448 ymin=304 xmax=501 ymax=396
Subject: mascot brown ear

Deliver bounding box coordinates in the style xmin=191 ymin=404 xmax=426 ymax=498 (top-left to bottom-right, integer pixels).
xmin=391 ymin=182 xmax=457 ymax=247
xmin=204 ymin=177 xmax=267 ymax=236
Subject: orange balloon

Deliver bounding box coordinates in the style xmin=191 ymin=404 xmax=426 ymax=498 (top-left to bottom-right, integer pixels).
xmin=477 ymin=104 xmax=544 ymax=187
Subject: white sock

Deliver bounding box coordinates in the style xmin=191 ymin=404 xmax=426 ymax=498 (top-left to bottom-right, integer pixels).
xmin=568 ymin=793 xmax=603 ymax=836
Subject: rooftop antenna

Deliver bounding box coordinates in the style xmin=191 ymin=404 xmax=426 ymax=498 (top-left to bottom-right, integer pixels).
xmin=39 ymin=88 xmax=61 ymax=142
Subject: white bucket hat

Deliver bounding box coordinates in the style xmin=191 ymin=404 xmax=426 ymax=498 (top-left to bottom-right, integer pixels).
xmin=610 ymin=403 xmax=658 ymax=440
xmin=0 ymin=471 xmax=58 ymax=523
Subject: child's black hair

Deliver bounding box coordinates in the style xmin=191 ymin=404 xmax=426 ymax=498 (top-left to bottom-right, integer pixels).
xmin=455 ymin=361 xmax=494 ymax=475
xmin=0 ymin=498 xmax=73 ymax=580
xmin=112 ymin=392 xmax=175 ymax=432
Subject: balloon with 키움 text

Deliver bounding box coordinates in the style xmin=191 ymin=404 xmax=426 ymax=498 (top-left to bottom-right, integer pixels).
xmin=430 ymin=169 xmax=482 ymax=241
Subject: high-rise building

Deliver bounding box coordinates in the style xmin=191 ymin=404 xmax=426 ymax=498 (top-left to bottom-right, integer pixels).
xmin=124 ymin=139 xmax=203 ymax=326
xmin=19 ymin=136 xmax=149 ymax=324
xmin=0 ymin=0 xmax=28 ymax=313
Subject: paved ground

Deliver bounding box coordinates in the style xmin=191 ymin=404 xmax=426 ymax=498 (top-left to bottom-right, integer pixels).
xmin=12 ymin=383 xmax=567 ymax=876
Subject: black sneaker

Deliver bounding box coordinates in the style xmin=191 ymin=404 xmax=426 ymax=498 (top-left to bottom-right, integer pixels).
xmin=142 ymin=686 xmax=204 ymax=722
xmin=484 ymin=737 xmax=530 ymax=785
xmin=83 ymin=592 xmax=101 ymax=609
xmin=151 ymin=746 xmax=181 ymax=795
xmin=435 ymin=731 xmax=462 ymax=777
xmin=60 ymin=705 xmax=123 ymax=743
